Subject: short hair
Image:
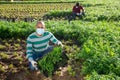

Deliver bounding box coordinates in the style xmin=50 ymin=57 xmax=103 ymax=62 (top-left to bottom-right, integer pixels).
xmin=36 ymin=21 xmax=45 ymax=26
xmin=76 ymin=2 xmax=79 ymax=6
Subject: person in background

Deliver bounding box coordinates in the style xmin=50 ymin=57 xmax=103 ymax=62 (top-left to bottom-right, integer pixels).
xmin=72 ymin=2 xmax=85 ymax=20
xmin=26 ymin=21 xmax=63 ymax=70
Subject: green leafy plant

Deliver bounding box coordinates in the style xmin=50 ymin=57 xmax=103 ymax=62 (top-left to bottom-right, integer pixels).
xmin=0 ymin=52 xmax=9 ymax=59
xmin=37 ymin=47 xmax=63 ymax=77
xmin=85 ymin=71 xmax=120 ymax=80
xmin=0 ymin=45 xmax=6 ymax=50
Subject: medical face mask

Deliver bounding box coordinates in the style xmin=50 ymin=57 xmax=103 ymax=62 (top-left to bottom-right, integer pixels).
xmin=76 ymin=6 xmax=78 ymax=8
xmin=36 ymin=28 xmax=45 ymax=35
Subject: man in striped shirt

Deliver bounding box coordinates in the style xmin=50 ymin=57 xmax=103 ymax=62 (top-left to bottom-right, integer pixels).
xmin=26 ymin=21 xmax=63 ymax=70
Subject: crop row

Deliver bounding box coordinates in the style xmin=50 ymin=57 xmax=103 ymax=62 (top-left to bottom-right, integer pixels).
xmin=0 ymin=20 xmax=120 ymax=79
xmin=0 ymin=35 xmax=81 ymax=79
xmin=0 ymin=3 xmax=73 ymax=21
xmin=0 ymin=0 xmax=120 ymax=21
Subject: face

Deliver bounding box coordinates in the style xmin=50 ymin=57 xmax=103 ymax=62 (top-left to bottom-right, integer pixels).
xmin=36 ymin=22 xmax=45 ymax=36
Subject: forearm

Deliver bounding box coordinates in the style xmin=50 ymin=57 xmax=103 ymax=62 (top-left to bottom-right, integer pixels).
xmin=26 ymin=53 xmax=34 ymax=61
xmin=50 ymin=36 xmax=59 ymax=44
xmin=82 ymin=8 xmax=85 ymax=12
xmin=49 ymin=32 xmax=62 ymax=46
xmin=26 ymin=38 xmax=33 ymax=61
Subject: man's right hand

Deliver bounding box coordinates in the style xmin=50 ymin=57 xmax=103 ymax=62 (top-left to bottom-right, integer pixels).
xmin=30 ymin=60 xmax=37 ymax=68
xmin=76 ymin=13 xmax=80 ymax=15
xmin=58 ymin=41 xmax=64 ymax=48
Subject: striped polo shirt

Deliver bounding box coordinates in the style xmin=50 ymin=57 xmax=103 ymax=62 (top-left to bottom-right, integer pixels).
xmin=26 ymin=31 xmax=59 ymax=59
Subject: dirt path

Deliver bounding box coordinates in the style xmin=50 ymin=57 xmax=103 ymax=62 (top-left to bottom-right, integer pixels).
xmin=6 ymin=66 xmax=83 ymax=80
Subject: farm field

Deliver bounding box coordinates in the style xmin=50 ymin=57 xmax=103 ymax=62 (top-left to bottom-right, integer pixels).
xmin=0 ymin=0 xmax=120 ymax=21
xmin=0 ymin=0 xmax=120 ymax=80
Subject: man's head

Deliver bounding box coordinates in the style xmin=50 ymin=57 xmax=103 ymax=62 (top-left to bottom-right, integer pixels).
xmin=36 ymin=21 xmax=45 ymax=36
xmin=36 ymin=21 xmax=45 ymax=29
xmin=76 ymin=2 xmax=79 ymax=6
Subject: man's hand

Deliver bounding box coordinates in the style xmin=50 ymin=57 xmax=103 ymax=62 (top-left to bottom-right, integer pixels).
xmin=30 ymin=60 xmax=38 ymax=70
xmin=58 ymin=41 xmax=64 ymax=48
xmin=76 ymin=13 xmax=80 ymax=15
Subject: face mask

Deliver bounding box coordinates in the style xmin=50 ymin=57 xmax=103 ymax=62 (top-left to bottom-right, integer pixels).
xmin=76 ymin=6 xmax=78 ymax=8
xmin=36 ymin=28 xmax=44 ymax=35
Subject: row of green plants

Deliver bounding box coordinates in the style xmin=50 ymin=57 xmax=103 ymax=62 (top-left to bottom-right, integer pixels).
xmin=0 ymin=0 xmax=119 ymax=21
xmin=0 ymin=39 xmax=80 ymax=79
xmin=0 ymin=0 xmax=78 ymax=4
xmin=44 ymin=10 xmax=120 ymax=21
xmin=48 ymin=21 xmax=120 ymax=79
xmin=77 ymin=26 xmax=120 ymax=77
xmin=44 ymin=0 xmax=120 ymax=21
xmin=0 ymin=20 xmax=120 ymax=79
xmin=85 ymin=71 xmax=120 ymax=80
xmin=0 ymin=3 xmax=73 ymax=19
xmin=0 ymin=21 xmax=35 ymax=38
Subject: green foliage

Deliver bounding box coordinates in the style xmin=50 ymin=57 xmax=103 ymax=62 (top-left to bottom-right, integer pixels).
xmin=0 ymin=64 xmax=5 ymax=72
xmin=85 ymin=71 xmax=120 ymax=80
xmin=0 ymin=0 xmax=77 ymax=4
xmin=0 ymin=3 xmax=73 ymax=20
xmin=37 ymin=47 xmax=62 ymax=77
xmin=67 ymin=65 xmax=76 ymax=77
xmin=43 ymin=10 xmax=71 ymax=20
xmin=76 ymin=22 xmax=120 ymax=77
xmin=0 ymin=21 xmax=35 ymax=39
xmin=0 ymin=0 xmax=120 ymax=21
xmin=0 ymin=52 xmax=9 ymax=59
xmin=0 ymin=45 xmax=6 ymax=50
xmin=0 ymin=0 xmax=119 ymax=79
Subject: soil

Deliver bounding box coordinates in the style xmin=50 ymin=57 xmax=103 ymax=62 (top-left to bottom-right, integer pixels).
xmin=6 ymin=66 xmax=83 ymax=80
xmin=0 ymin=39 xmax=84 ymax=80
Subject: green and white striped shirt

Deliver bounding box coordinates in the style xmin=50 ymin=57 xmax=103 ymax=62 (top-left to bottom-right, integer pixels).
xmin=26 ymin=31 xmax=59 ymax=59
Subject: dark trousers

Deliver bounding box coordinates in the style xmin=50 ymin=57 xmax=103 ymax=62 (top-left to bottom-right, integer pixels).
xmin=68 ymin=12 xmax=85 ymax=22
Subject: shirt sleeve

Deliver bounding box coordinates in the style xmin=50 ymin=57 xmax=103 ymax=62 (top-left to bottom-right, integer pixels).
xmin=49 ymin=32 xmax=59 ymax=44
xmin=26 ymin=37 xmax=34 ymax=61
xmin=80 ymin=6 xmax=84 ymax=11
xmin=72 ymin=6 xmax=75 ymax=12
